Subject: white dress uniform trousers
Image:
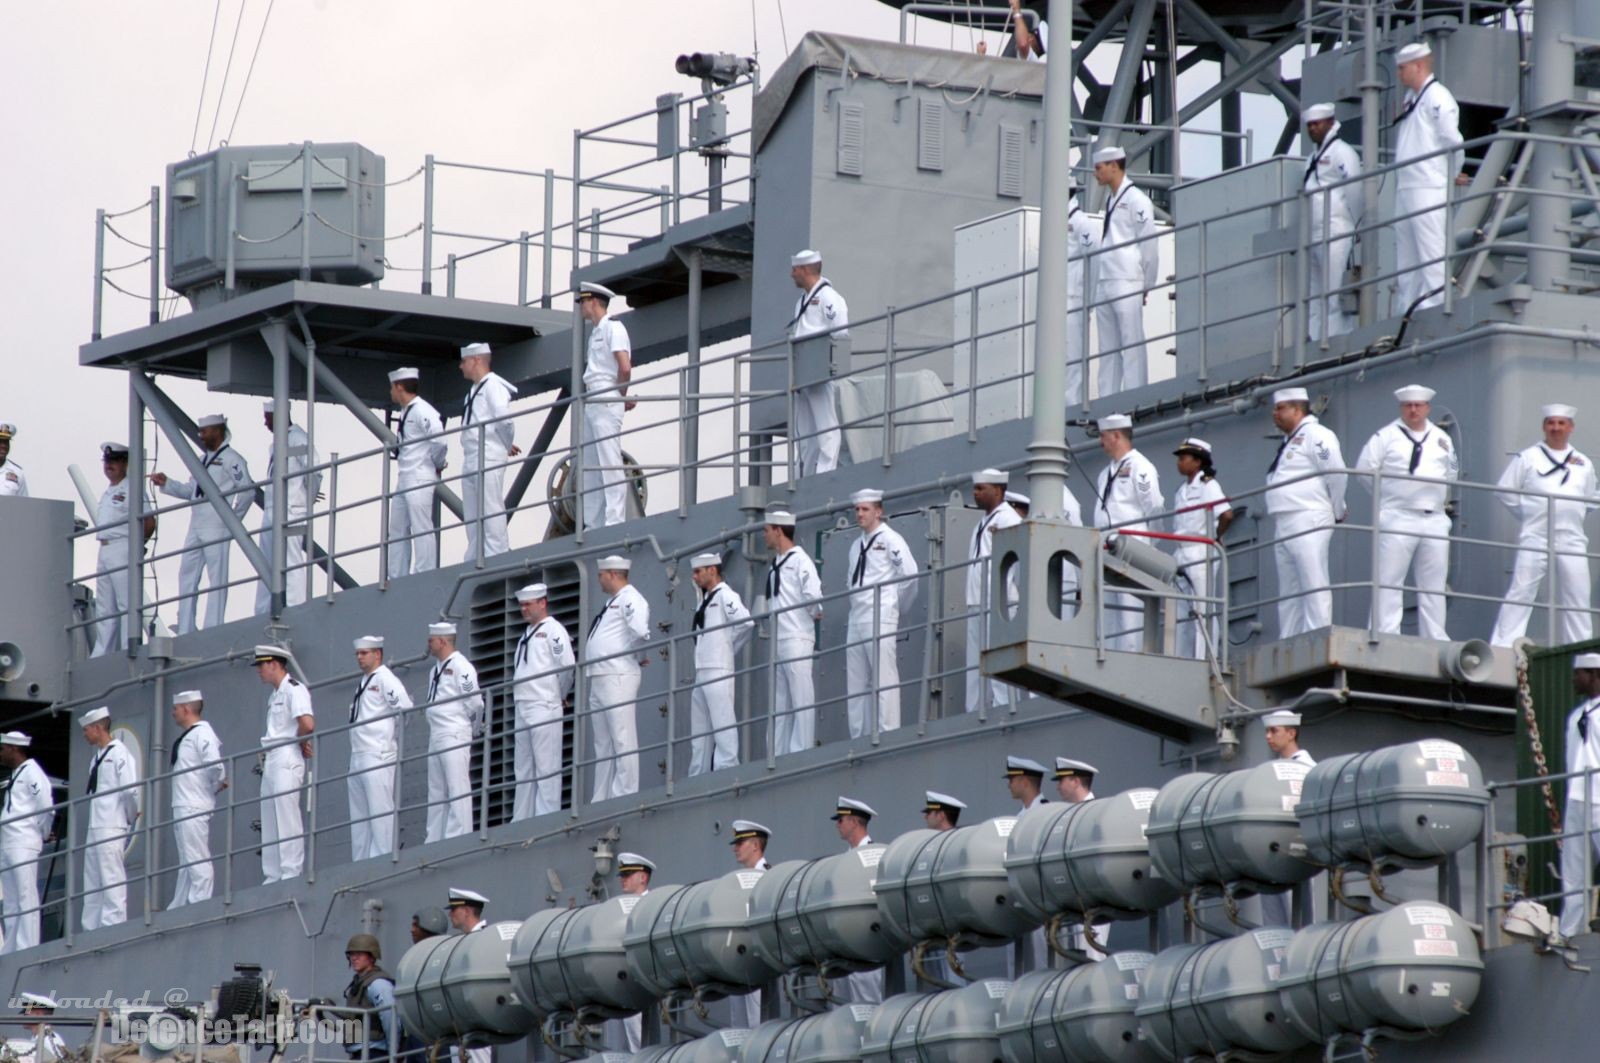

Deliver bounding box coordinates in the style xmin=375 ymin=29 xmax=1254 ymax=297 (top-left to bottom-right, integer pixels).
xmin=0 ymin=758 xmax=51 ymax=954
xmin=1355 ymin=420 xmax=1458 ymax=638
xmin=583 ymin=585 xmax=651 ymax=800
xmin=582 ymin=316 xmax=632 ymax=528
xmin=158 ymin=444 xmax=252 ymax=634
xmin=347 ymin=665 xmax=408 ymax=861
xmin=92 ymin=478 xmax=153 ymax=656
xmin=260 ymin=675 xmax=313 ymax=883
xmin=1065 ymin=198 xmax=1100 ymax=406
xmin=1093 ymin=449 xmax=1165 ymax=650
xmin=1303 ymin=125 xmax=1361 ymax=340
xmin=966 ymin=502 xmax=1022 ymax=712
xmin=460 ymin=372 xmax=518 ymax=560
xmin=689 ymin=583 xmax=753 ymax=775
xmin=790 ymin=278 xmax=849 ymax=475
xmin=1561 ymin=696 xmax=1600 ymax=938
xmin=255 ymin=424 xmax=320 ymax=614
xmin=1093 ymin=180 xmax=1160 ymax=395
xmin=1171 ymin=474 xmax=1233 ymax=658
xmin=767 ymin=547 xmax=823 ymax=755
xmin=1265 ymin=416 xmax=1348 ymax=636
xmin=82 ymin=738 xmax=141 ymax=930
xmin=1393 ymin=79 xmax=1463 ymax=313
xmin=388 ymin=396 xmax=448 ymax=575
xmin=1490 ymin=444 xmax=1599 ymax=646
xmin=846 ymin=524 xmax=920 ymax=737
xmin=513 ymin=619 xmax=575 ymax=819
xmin=425 ymin=651 xmax=483 ymax=842
xmin=169 ymin=721 xmax=225 ymax=907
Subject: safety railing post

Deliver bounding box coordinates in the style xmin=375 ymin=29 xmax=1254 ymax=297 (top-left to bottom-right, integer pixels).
xmin=422 ymin=155 xmax=435 ymax=294
xmin=590 ymin=208 xmax=601 ymax=264
xmin=225 ymin=163 xmax=239 ymax=291
xmin=223 ymin=751 xmax=235 ymax=905
xmin=1442 ymin=173 xmax=1456 ymax=316
xmin=1318 ymin=185 xmax=1332 ymax=347
xmin=479 ymin=721 xmax=492 ymax=841
xmin=306 ymin=732 xmax=318 ymax=883
xmin=517 ymin=230 xmax=530 ymax=306
xmin=1547 ymin=494 xmax=1557 ymax=641
xmin=882 ymin=308 xmax=897 ymax=468
xmin=787 ymin=339 xmax=798 ymax=488
xmin=392 ymin=708 xmax=405 ymax=863
xmin=541 ymin=168 xmax=556 ymax=308
xmin=92 ymin=208 xmax=106 ymax=339
xmin=447 ymin=253 xmax=457 ymax=298
xmin=300 ymin=141 xmax=314 ymax=281
xmin=475 ymin=424 xmax=487 ymax=569
xmin=1197 ymin=222 xmax=1209 ymax=382
xmin=967 ymin=286 xmax=980 ymax=442
xmin=678 ymin=367 xmax=690 ymax=518
xmin=977 ymin=557 xmax=990 ymax=723
xmin=380 ymin=447 xmax=392 ymax=589
xmin=1367 ymin=467 xmax=1382 ymax=644
xmin=326 ymin=452 xmax=339 ymax=604
xmin=148 ymin=185 xmax=161 ymax=325
xmin=64 ymin=817 xmax=76 ymax=948
xmin=660 ymin=184 xmax=671 ymax=235
xmin=666 ymin=635 xmax=678 ymax=796
xmin=871 ymin=588 xmax=883 ymax=746
xmin=765 ymin=621 xmax=779 ymax=770
xmin=1294 ymin=186 xmax=1310 ymax=370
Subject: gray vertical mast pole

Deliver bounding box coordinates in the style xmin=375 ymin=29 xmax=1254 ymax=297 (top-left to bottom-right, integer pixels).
xmin=684 ymin=248 xmax=703 ymax=507
xmin=267 ymin=321 xmax=291 ymax=616
xmin=1027 ymin=0 xmax=1075 ymax=518
xmin=126 ymin=378 xmax=145 ymax=652
xmin=1527 ymin=0 xmax=1575 ymax=291
xmin=1359 ymin=0 xmax=1380 ymax=326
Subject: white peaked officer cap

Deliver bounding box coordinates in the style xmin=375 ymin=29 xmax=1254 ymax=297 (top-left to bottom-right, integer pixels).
xmin=79 ymin=706 xmax=111 ymax=728
xmin=1302 ymin=103 xmax=1336 ymax=122
xmin=973 ymin=468 xmax=1009 ymax=485
xmin=831 ymin=796 xmax=877 ymax=820
xmin=101 ymin=442 xmax=130 ymax=457
xmin=1005 ymin=755 xmax=1048 ymax=777
xmin=690 ymin=552 xmax=722 ymax=569
xmin=1261 ymin=709 xmax=1303 ymax=727
xmin=18 ymin=993 xmax=58 ymax=1010
xmin=389 ymin=367 xmax=420 ymax=383
xmin=0 ymin=731 xmax=32 ymax=748
xmin=197 ymin=414 xmax=227 ymax=429
xmin=173 ymin=689 xmax=204 ymax=705
xmin=924 ymin=791 xmax=968 ymax=811
xmin=765 ymin=507 xmax=797 ymax=524
xmin=1542 ymin=403 xmax=1578 ymax=420
xmin=1098 ymin=413 xmax=1133 ymax=431
xmin=1273 ymin=387 xmax=1310 ymax=404
xmin=1174 ymin=438 xmax=1212 ymax=455
xmin=1394 ymin=385 xmax=1435 ymax=403
xmin=253 ymin=644 xmax=291 ymax=663
xmin=1396 ymin=41 xmax=1431 ymax=64
xmin=1093 ymin=146 xmax=1127 ymax=164
xmin=851 ymin=488 xmax=883 ymax=505
xmin=730 ymin=819 xmax=772 ymax=842
xmin=353 ymin=636 xmax=384 ymax=650
xmin=447 ymin=887 xmax=488 ymax=907
xmin=516 ymin=583 xmax=549 ymax=602
xmin=1005 ymin=491 xmax=1030 ymax=506
xmin=1574 ymin=653 xmax=1600 ymax=670
xmin=578 ymin=281 xmax=616 ymax=300
xmin=428 ymin=622 xmax=457 ymax=637
xmin=597 ymin=555 xmax=632 ymax=572
xmin=790 ymin=249 xmax=823 ymax=267
xmin=459 ymin=342 xmax=492 ymax=360
xmin=616 ymin=853 xmax=656 ymax=874
xmin=1054 ymin=757 xmax=1099 ymax=778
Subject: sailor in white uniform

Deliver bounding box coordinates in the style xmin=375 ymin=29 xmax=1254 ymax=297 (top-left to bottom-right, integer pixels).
xmin=615 ymin=855 xmax=654 ymax=1050
xmin=1052 ymin=759 xmax=1108 ymax=957
xmin=831 ymin=798 xmax=885 ymax=1003
xmin=168 ymin=690 xmax=226 ymax=908
xmin=92 ymin=442 xmax=156 ymax=657
xmin=1264 ymin=388 xmax=1348 ymax=636
xmin=255 ymin=399 xmax=321 ymax=614
xmin=1260 ymin=709 xmax=1316 ymax=926
xmin=347 ymin=636 xmax=408 ymax=861
xmin=788 ymin=248 xmax=849 ymax=475
xmin=253 ymin=645 xmax=314 ymax=883
xmin=1007 ymin=755 xmax=1050 ymax=814
xmin=1091 ymin=147 xmax=1159 ymax=395
xmin=1092 ymin=414 xmax=1164 ymax=649
xmin=425 ymin=622 xmax=483 ymax=841
xmin=729 ymin=822 xmax=772 ymax=1027
xmin=1170 ymin=439 xmax=1234 ymax=658
xmin=1065 ymin=178 xmax=1100 ymax=406
xmin=583 ymin=556 xmax=651 ymax=801
xmin=512 ymin=585 xmax=574 ymax=819
xmin=845 ymin=489 xmax=920 ymax=737
xmin=1355 ymin=385 xmax=1458 ymax=639
xmin=11 ymin=993 xmax=68 ymax=1062
xmin=150 ymin=414 xmax=252 ymax=633
xmin=1392 ymin=41 xmax=1465 ymax=313
xmin=1301 ymin=103 xmax=1362 ymax=340
xmin=1490 ymin=404 xmax=1599 ymax=646
xmin=1560 ymin=654 xmax=1600 ymax=941
xmin=78 ymin=707 xmax=140 ymax=930
xmin=688 ymin=553 xmax=753 ymax=775
xmin=387 ymin=367 xmax=448 ymax=575
xmin=0 ymin=732 xmax=52 ymax=954
xmin=0 ymin=423 xmax=29 ymax=497
xmin=578 ymin=283 xmax=634 ymax=528
xmin=458 ymin=342 xmax=520 ymax=559
xmin=445 ymin=889 xmax=493 ymax=1063
xmin=966 ymin=469 xmax=1022 ymax=712
xmin=763 ymin=508 xmax=823 ymax=755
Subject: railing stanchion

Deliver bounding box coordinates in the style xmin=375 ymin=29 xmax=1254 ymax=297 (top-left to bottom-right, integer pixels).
xmin=882 ymin=308 xmax=897 ymax=468
xmin=326 ymin=453 xmax=339 ymax=604
xmin=148 ymin=185 xmax=161 ymax=326
xmin=541 ymin=168 xmax=556 ymax=308
xmin=92 ymin=208 xmax=106 ymax=339
xmin=422 ymin=154 xmax=435 ymax=294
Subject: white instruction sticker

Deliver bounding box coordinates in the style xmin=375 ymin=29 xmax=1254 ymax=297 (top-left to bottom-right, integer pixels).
xmin=1124 ymin=984 xmax=1140 ymax=1001
xmin=1426 ymin=771 xmax=1470 ymax=788
xmin=1281 ymin=795 xmax=1301 ymax=812
xmin=1418 ymin=740 xmax=1466 ymax=761
xmin=1272 ymin=761 xmax=1311 ymax=781
xmin=1414 ymin=940 xmax=1460 ymax=958
xmin=1114 ymin=952 xmax=1155 ymax=972
xmin=849 ymin=1005 xmax=876 ymax=1021
xmin=718 ymin=1029 xmax=750 ymax=1046
xmin=994 ymin=817 xmax=1018 ymax=838
xmin=1127 ymin=789 xmax=1157 ymax=811
xmin=1253 ymin=928 xmax=1295 ymax=951
xmin=858 ymin=847 xmax=884 ymax=869
xmin=736 ymin=870 xmax=764 ymax=890
xmin=495 ymin=922 xmax=518 ymax=941
xmin=1405 ymin=905 xmax=1455 ymax=926
xmin=618 ymin=895 xmax=642 ymax=914
xmin=984 ymin=980 xmax=1012 ymax=999
xmin=1430 ymin=982 xmax=1452 ymax=997
xmin=1421 ymin=923 xmax=1447 ymax=940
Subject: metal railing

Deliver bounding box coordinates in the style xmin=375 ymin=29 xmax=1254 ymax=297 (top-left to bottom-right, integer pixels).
xmin=1479 ymin=762 xmax=1598 ymax=950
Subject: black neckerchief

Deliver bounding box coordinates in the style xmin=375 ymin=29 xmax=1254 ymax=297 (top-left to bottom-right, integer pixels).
xmin=350 ymin=673 xmax=376 ymax=725
xmin=1538 ymin=446 xmax=1574 ymax=486
xmin=427 ymin=653 xmax=452 ymax=702
xmin=1268 ymin=429 xmax=1303 ymax=475
xmin=1099 ymin=459 xmax=1127 ymax=515
xmin=170 ymin=724 xmax=200 ymax=767
xmin=588 ymin=597 xmax=615 ymax=638
xmin=693 ymin=585 xmax=721 ymax=637
xmin=203 ymin=444 xmax=229 ymax=470
xmin=767 ymin=549 xmax=795 ymax=598
xmin=1398 ymin=424 xmax=1430 ymax=474
xmin=852 ymin=532 xmax=883 ymax=586
xmin=1579 ymin=696 xmax=1600 ymax=742
xmin=391 ymin=403 xmax=412 ymax=459
xmin=1102 ymin=182 xmax=1132 ymax=239
xmin=1301 ymin=132 xmax=1339 ymax=188
xmin=789 ymin=279 xmax=833 ymax=331
xmin=516 ymin=622 xmax=548 ymax=669
xmin=973 ymin=507 xmax=1002 ymax=554
xmin=1392 ymin=78 xmax=1437 ymax=128
xmin=88 ymin=743 xmax=114 ymax=795
xmin=462 ymin=379 xmax=487 ymax=425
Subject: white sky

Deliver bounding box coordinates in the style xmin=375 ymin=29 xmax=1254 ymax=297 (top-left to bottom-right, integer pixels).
xmin=0 ymin=1 xmax=1291 ymax=624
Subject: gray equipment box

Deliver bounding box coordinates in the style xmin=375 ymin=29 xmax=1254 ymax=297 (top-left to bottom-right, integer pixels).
xmin=165 ymin=142 xmax=385 ymax=295
xmin=790 ymin=334 xmax=851 ymax=390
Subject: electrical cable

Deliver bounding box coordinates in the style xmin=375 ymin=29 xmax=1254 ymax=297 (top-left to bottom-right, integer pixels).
xmin=775 ymin=0 xmax=789 ymax=55
xmin=225 ymin=0 xmax=277 ymax=145
xmin=189 ymin=0 xmax=224 ymax=155
xmin=206 ymin=0 xmax=251 ymax=152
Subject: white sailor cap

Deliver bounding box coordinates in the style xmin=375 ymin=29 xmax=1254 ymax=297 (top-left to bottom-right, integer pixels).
xmin=173 ymin=689 xmax=204 ymax=705
xmin=1098 ymin=413 xmax=1133 ymax=431
xmin=516 ymin=583 xmax=549 ymax=602
xmin=730 ymin=819 xmax=771 ymax=842
xmin=764 ymin=508 xmax=797 ymax=525
xmin=262 ymin=399 xmax=277 ymax=414
xmin=447 ymin=887 xmax=489 ymax=908
xmin=1005 ymin=755 xmax=1048 ymax=778
xmin=428 ymin=622 xmax=457 ymax=637
xmin=389 ymin=367 xmax=420 ymax=383
xmin=0 ymin=731 xmax=32 ymax=748
xmin=690 ymin=552 xmax=722 ymax=569
xmin=1396 ymin=41 xmax=1432 ymax=64
xmin=1575 ymin=653 xmax=1600 ymax=670
xmin=923 ymin=791 xmax=967 ymax=812
xmin=252 ymin=644 xmax=291 ymax=664
xmin=1174 ymin=438 xmax=1212 ymax=456
xmin=972 ymin=467 xmax=1009 ymax=485
xmin=597 ymin=555 xmax=632 ymax=572
xmin=790 ymin=248 xmax=823 ymax=267
xmin=101 ymin=441 xmax=130 ymax=459
xmin=850 ymin=488 xmax=883 ymax=505
xmin=1394 ymin=385 xmax=1436 ymax=403
xmin=830 ymin=797 xmax=876 ymax=821
xmin=578 ymin=281 xmax=616 ymax=300
xmin=1093 ymin=146 xmax=1127 ymax=164
xmin=353 ymin=635 xmax=384 ymax=650
xmin=79 ymin=707 xmax=111 ymax=728
xmin=197 ymin=414 xmax=227 ymax=429
xmin=1261 ymin=709 xmax=1303 ymax=728
xmin=616 ymin=852 xmax=656 ymax=875
xmin=1302 ymin=102 xmax=1336 ymax=122
xmin=17 ymin=993 xmax=57 ymax=1011
xmin=1053 ymin=757 xmax=1099 ymax=779
xmin=1542 ymin=403 xmax=1578 ymax=420
xmin=1005 ymin=491 xmax=1030 ymax=507
xmin=459 ymin=342 xmax=492 ymax=360
xmin=0 ymin=423 xmax=15 ymax=440
xmin=1272 ymin=387 xmax=1310 ymax=405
